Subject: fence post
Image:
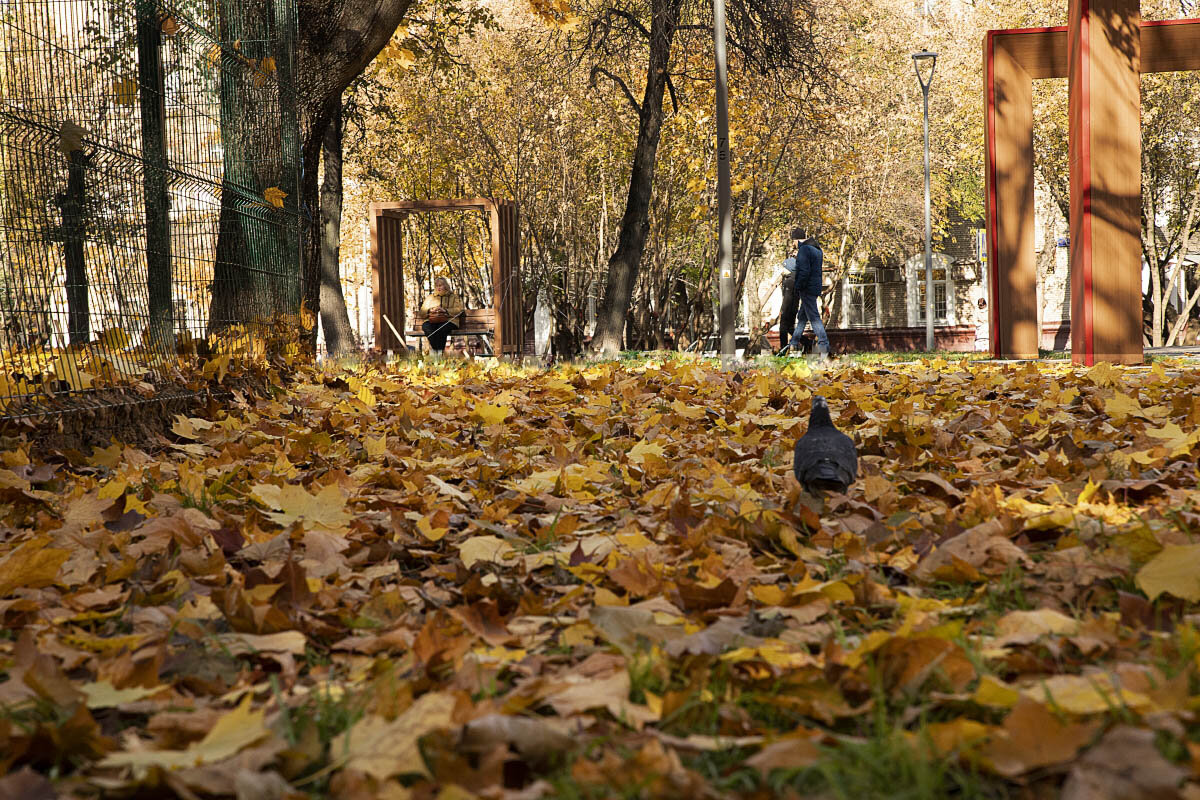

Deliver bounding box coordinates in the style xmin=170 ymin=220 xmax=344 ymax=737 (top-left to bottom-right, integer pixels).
xmin=57 ymin=149 xmax=90 ymax=346
xmin=136 ymin=0 xmax=174 ymax=354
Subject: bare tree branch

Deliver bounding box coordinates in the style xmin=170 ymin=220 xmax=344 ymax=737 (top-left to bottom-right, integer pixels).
xmin=590 ymin=66 xmax=643 ymax=115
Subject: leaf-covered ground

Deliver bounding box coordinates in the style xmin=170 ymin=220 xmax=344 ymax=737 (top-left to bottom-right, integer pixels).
xmin=3 ymin=356 xmax=1200 ymax=799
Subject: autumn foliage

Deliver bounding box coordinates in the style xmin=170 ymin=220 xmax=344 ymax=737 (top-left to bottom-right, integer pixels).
xmin=2 ymin=357 xmax=1200 ymax=797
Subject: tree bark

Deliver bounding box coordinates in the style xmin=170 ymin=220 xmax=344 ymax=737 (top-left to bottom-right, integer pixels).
xmin=589 ymin=0 xmax=682 ymax=357
xmin=208 ymin=0 xmax=411 ymax=343
xmin=137 ymin=0 xmax=173 ymax=353
xmin=210 ymin=0 xmax=294 ymax=334
xmin=1164 ymin=179 xmax=1200 ymax=346
xmin=319 ymin=103 xmax=357 ymax=356
xmin=1145 ymin=164 xmax=1164 ymax=348
xmin=296 ymin=0 xmax=415 ymax=348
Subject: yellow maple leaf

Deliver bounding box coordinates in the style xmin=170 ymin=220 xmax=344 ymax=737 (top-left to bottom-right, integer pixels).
xmin=457 ymin=535 xmax=514 ymax=569
xmin=48 ymin=354 xmax=94 ymax=390
xmin=1136 ymin=543 xmax=1200 ymax=602
xmin=1087 ymin=361 xmax=1122 ymax=387
xmin=392 ymin=46 xmax=418 ymax=68
xmin=364 ymin=434 xmax=387 ymax=460
xmin=1145 ymin=422 xmax=1200 ymax=457
xmin=99 ymin=695 xmax=269 ymax=770
xmin=1023 ymin=673 xmax=1152 ymax=715
xmin=972 ymin=676 xmax=1021 ymax=708
xmin=474 ymin=401 xmax=512 ymax=425
xmin=80 ymin=681 xmax=165 ymax=709
xmin=416 ymin=513 xmax=448 ymax=542
xmin=627 ymin=440 xmax=665 ymax=465
xmin=0 ymin=538 xmax=70 ymax=596
xmin=1103 ymin=392 xmax=1145 ymax=422
xmin=262 ymin=186 xmax=287 ymax=209
xmin=251 ymin=482 xmax=350 ymax=531
xmin=334 ymin=692 xmax=456 ymax=779
xmin=97 ymin=327 xmax=131 ymax=349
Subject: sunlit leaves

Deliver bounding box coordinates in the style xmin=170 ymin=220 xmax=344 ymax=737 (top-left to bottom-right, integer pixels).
xmin=3 ymin=355 xmax=1200 ymax=797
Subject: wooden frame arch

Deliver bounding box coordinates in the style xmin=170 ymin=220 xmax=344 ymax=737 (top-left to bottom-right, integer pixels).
xmin=369 ymin=198 xmax=522 ymax=356
xmin=984 ymin=4 xmax=1200 ymax=364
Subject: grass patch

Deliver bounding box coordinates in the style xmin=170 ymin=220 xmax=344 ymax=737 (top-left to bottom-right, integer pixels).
xmin=773 ymin=729 xmax=1012 ymax=800
xmin=839 ymin=351 xmax=991 ymax=365
xmin=273 ymin=680 xmax=366 ymax=795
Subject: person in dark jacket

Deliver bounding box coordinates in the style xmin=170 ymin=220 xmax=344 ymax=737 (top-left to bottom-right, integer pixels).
xmin=777 ymin=228 xmax=802 ymax=350
xmin=786 ymin=231 xmax=829 ymax=358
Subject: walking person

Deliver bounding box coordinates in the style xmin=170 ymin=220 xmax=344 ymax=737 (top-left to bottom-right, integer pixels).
xmin=777 ymin=229 xmax=801 ymax=352
xmin=784 ymin=228 xmax=830 ymax=359
xmin=420 ymin=276 xmax=465 ymax=356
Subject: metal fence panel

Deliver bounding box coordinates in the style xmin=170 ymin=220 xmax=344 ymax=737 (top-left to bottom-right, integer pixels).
xmin=0 ymin=0 xmax=301 ymax=419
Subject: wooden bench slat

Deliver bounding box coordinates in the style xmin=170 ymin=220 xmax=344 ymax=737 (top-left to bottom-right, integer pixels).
xmin=406 ymin=308 xmax=496 ymax=338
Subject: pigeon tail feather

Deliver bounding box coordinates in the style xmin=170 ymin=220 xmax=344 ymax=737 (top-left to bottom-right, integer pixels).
xmin=803 ymin=459 xmax=853 ymax=493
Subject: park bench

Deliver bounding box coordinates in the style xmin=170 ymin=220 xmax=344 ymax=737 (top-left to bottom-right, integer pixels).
xmin=406 ymin=308 xmax=496 ymax=355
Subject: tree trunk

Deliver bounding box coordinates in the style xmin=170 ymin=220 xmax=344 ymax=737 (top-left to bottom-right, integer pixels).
xmin=589 ymin=0 xmax=682 ymax=356
xmin=137 ymin=0 xmax=173 ymax=353
xmin=207 ymin=0 xmax=411 ymax=344
xmin=295 ymin=0 xmax=415 ymax=349
xmin=209 ymin=0 xmax=294 ymax=334
xmin=319 ymin=103 xmax=357 ymax=356
xmin=1164 ymin=180 xmax=1200 ymax=346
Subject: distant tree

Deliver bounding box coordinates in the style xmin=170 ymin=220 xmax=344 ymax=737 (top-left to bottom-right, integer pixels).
xmin=582 ymin=0 xmax=824 ymax=355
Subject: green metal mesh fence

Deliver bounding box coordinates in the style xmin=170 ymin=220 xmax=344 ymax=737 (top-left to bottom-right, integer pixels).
xmin=0 ymin=0 xmax=301 ymax=420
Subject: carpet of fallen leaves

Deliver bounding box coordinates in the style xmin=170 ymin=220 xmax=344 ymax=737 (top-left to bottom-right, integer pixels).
xmin=4 ymin=355 xmax=1200 ymax=799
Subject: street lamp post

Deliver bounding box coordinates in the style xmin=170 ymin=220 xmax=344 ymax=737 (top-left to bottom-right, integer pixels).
xmin=913 ymin=50 xmax=937 ymax=353
xmin=714 ymin=0 xmax=735 ymax=361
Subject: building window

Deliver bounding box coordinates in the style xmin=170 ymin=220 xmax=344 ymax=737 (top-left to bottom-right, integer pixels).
xmin=907 ymin=254 xmax=955 ymax=326
xmin=916 ymin=268 xmax=949 ymax=324
xmin=845 ymin=269 xmax=879 ymax=327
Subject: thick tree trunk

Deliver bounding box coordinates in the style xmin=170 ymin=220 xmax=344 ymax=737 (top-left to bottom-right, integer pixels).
xmin=208 ymin=0 xmax=411 ymax=344
xmin=137 ymin=0 xmax=174 ymax=353
xmin=589 ymin=0 xmax=682 ymax=357
xmin=319 ymin=104 xmax=357 ymax=355
xmin=210 ymin=0 xmax=293 ymax=334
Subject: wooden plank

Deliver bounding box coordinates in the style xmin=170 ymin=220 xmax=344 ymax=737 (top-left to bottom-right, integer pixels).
xmin=370 ymin=204 xmax=382 ymax=350
xmin=1142 ymin=19 xmax=1200 ymax=73
xmin=379 ymin=198 xmax=496 ymax=214
xmin=490 ymin=204 xmax=504 ymax=355
xmin=378 ymin=215 xmax=405 ymax=351
xmin=506 ymin=202 xmax=523 ymax=355
xmin=986 ymin=38 xmax=1039 ymax=358
xmin=395 ymin=218 xmax=406 ymax=348
xmin=988 ymin=17 xmax=1200 ymax=78
xmin=990 ymin=27 xmax=1067 ymax=79
xmin=1069 ymin=0 xmax=1142 ymax=365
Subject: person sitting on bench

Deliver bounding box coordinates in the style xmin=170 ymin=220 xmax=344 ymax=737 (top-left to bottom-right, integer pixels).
xmin=420 ymin=277 xmax=465 ymax=355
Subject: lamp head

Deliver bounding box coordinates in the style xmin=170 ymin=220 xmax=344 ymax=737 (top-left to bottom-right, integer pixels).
xmin=912 ymin=50 xmax=937 ymax=89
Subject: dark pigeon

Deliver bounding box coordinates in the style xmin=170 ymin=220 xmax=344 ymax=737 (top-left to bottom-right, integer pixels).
xmin=793 ymin=396 xmax=857 ymax=494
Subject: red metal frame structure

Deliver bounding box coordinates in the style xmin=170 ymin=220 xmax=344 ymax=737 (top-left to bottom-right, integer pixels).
xmin=984 ymin=4 xmax=1200 ymax=364
xmin=369 ymin=198 xmax=522 ymax=357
